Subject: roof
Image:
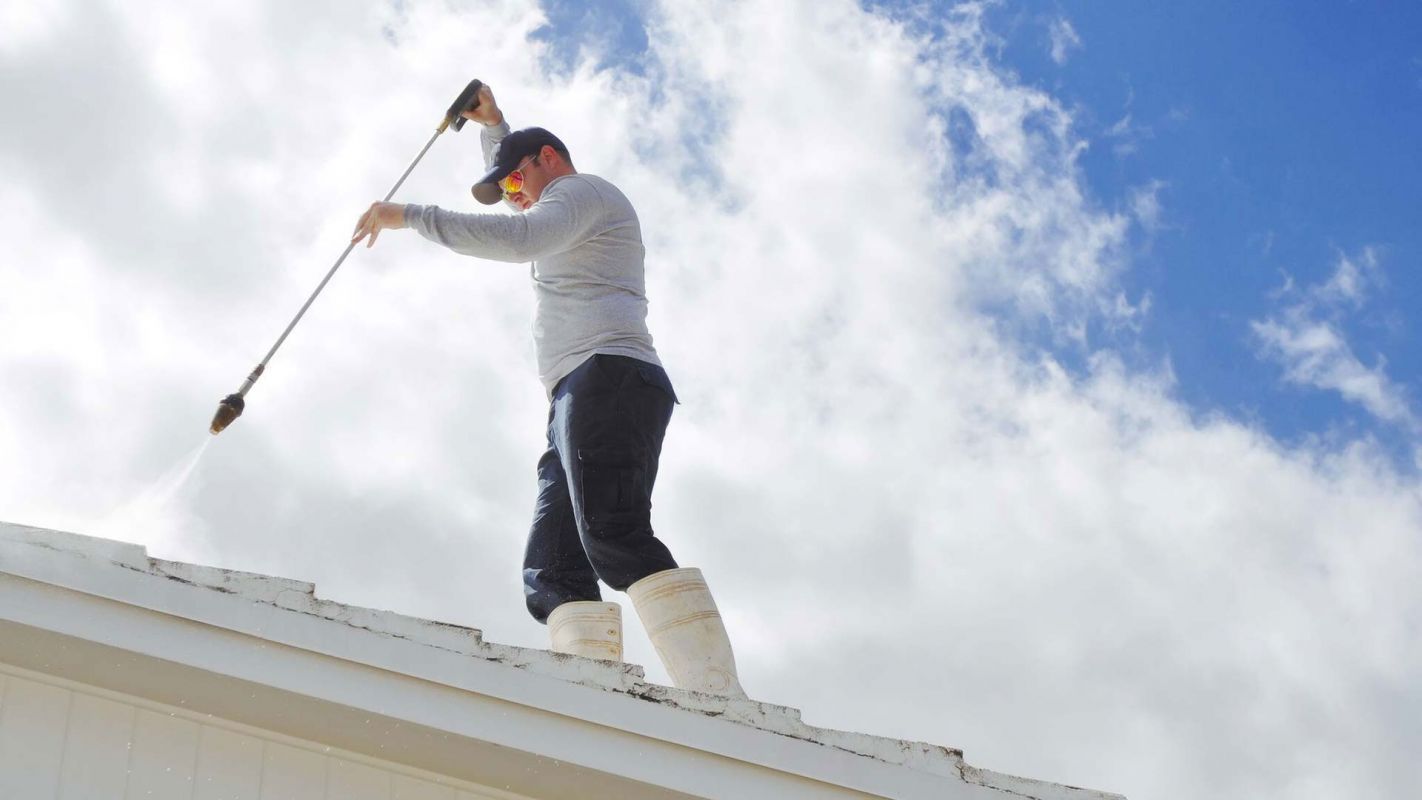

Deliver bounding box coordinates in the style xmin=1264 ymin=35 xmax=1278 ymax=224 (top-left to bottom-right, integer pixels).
xmin=0 ymin=520 xmax=1123 ymax=800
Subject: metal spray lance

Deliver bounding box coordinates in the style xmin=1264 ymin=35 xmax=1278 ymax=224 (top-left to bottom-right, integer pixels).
xmin=209 ymin=79 xmax=487 ymax=435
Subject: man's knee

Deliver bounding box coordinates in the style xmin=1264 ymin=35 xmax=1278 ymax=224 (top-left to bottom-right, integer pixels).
xmin=525 ymin=592 xmax=556 ymax=624
xmin=522 ymin=566 xmax=600 ymax=624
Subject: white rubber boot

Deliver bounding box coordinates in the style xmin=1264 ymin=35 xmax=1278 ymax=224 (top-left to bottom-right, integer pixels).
xmin=627 ymin=568 xmax=747 ymax=698
xmin=547 ymin=601 xmax=623 ymax=662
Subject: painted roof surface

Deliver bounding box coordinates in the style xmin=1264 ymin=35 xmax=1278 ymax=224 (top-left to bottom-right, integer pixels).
xmin=0 ymin=520 xmax=1122 ymax=800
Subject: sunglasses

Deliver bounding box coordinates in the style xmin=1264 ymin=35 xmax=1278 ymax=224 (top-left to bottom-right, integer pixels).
xmin=499 ymin=155 xmax=539 ymax=197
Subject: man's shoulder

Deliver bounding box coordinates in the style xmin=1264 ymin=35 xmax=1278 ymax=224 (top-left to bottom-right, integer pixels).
xmin=552 ymin=172 xmax=620 ymax=194
xmin=548 ymin=174 xmax=634 ymax=212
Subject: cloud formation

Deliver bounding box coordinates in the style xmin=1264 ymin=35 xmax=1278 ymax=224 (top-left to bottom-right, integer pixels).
xmin=1048 ymin=16 xmax=1082 ymax=65
xmin=1252 ymin=248 xmax=1417 ymax=430
xmin=1 ymin=2 xmax=1418 ymax=799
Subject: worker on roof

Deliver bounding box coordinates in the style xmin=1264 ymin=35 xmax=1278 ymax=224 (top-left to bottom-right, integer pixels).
xmin=351 ymin=83 xmax=745 ymax=698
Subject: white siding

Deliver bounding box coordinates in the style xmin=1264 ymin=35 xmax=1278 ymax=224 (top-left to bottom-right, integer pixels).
xmin=58 ymin=693 xmax=134 ymax=799
xmin=0 ymin=674 xmax=72 ymax=799
xmin=261 ymin=742 xmax=328 ymax=799
xmin=0 ymin=665 xmax=523 ymax=800
xmin=128 ymin=708 xmax=203 ymax=799
xmin=329 ymin=758 xmax=393 ymax=799
xmin=194 ymin=725 xmax=265 ymax=800
xmin=392 ymin=774 xmax=459 ymax=800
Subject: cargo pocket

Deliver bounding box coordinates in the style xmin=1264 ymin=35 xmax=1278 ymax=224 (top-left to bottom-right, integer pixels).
xmin=578 ymin=447 xmax=649 ymax=526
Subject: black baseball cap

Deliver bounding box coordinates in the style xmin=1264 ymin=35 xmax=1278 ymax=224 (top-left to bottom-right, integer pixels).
xmin=471 ymin=127 xmax=568 ymax=205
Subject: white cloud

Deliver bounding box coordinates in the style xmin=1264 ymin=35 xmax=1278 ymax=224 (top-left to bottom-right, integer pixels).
xmin=1 ymin=2 xmax=1420 ymax=799
xmin=1129 ymin=179 xmax=1167 ymax=233
xmin=1251 ymin=249 xmax=1415 ymax=430
xmin=0 ymin=0 xmax=70 ymax=54
xmin=1253 ymin=316 xmax=1412 ymax=424
xmin=1104 ymin=108 xmax=1153 ymax=159
xmin=1313 ymin=246 xmax=1380 ymax=307
xmin=1048 ymin=16 xmax=1082 ymax=65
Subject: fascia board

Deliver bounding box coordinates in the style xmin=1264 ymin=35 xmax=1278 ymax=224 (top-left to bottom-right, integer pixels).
xmin=0 ymin=543 xmax=983 ymax=800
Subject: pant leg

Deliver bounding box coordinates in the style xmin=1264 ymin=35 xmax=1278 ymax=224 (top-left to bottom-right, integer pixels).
xmin=522 ymin=405 xmax=602 ymax=623
xmin=552 ymin=355 xmax=679 ymax=591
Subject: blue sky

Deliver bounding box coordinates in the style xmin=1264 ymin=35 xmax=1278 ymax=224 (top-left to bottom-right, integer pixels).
xmin=541 ymin=0 xmax=1422 ymax=457
xmin=994 ymin=1 xmax=1422 ymax=451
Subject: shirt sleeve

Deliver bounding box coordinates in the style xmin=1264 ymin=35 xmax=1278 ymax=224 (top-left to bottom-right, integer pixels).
xmin=480 ymin=119 xmax=511 ymax=169
xmin=479 ymin=119 xmax=522 ymax=211
xmin=403 ymin=177 xmax=604 ymax=264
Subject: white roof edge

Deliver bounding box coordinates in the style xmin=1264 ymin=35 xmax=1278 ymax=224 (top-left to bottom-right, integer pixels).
xmin=0 ymin=520 xmax=1124 ymax=800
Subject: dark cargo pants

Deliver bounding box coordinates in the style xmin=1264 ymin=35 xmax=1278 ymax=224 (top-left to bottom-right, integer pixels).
xmin=523 ymin=354 xmax=680 ymax=623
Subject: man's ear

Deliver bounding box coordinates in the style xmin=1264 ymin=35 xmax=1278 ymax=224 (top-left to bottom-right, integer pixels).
xmin=541 ymin=145 xmax=560 ymax=165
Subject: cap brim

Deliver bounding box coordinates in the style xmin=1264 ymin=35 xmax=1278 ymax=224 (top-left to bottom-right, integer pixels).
xmin=472 ymin=182 xmax=504 ymax=205
xmin=470 ymin=161 xmax=511 ymax=205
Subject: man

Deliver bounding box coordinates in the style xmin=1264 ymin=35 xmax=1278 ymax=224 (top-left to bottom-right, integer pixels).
xmin=351 ymin=84 xmax=745 ymax=698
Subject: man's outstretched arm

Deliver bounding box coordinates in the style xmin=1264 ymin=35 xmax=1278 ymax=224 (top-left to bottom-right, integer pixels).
xmin=350 ymin=177 xmax=603 ymax=263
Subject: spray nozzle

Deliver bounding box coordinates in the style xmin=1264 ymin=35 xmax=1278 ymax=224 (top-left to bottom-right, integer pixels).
xmin=209 ymin=393 xmax=245 ymax=435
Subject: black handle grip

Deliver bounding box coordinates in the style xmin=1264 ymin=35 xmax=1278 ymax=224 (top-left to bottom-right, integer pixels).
xmin=446 ymin=79 xmax=484 ymax=132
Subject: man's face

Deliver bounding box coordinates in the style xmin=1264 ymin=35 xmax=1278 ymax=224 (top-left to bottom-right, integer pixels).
xmin=503 ymin=148 xmax=553 ymax=211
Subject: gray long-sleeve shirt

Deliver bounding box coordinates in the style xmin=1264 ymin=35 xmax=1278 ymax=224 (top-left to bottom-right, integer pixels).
xmin=403 ymin=121 xmax=662 ymax=397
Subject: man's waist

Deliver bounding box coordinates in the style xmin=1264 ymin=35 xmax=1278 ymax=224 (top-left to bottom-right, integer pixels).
xmin=539 ymin=341 xmax=660 ymax=392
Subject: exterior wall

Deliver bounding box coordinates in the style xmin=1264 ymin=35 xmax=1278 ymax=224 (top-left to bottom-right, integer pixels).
xmin=0 ymin=664 xmax=526 ymax=800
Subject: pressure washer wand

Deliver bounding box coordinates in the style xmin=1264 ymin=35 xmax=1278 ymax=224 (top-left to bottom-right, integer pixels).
xmin=210 ymin=80 xmax=486 ymax=435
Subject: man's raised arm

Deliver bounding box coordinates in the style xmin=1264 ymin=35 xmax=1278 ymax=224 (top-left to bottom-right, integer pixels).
xmin=461 ymin=83 xmax=509 ymax=170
